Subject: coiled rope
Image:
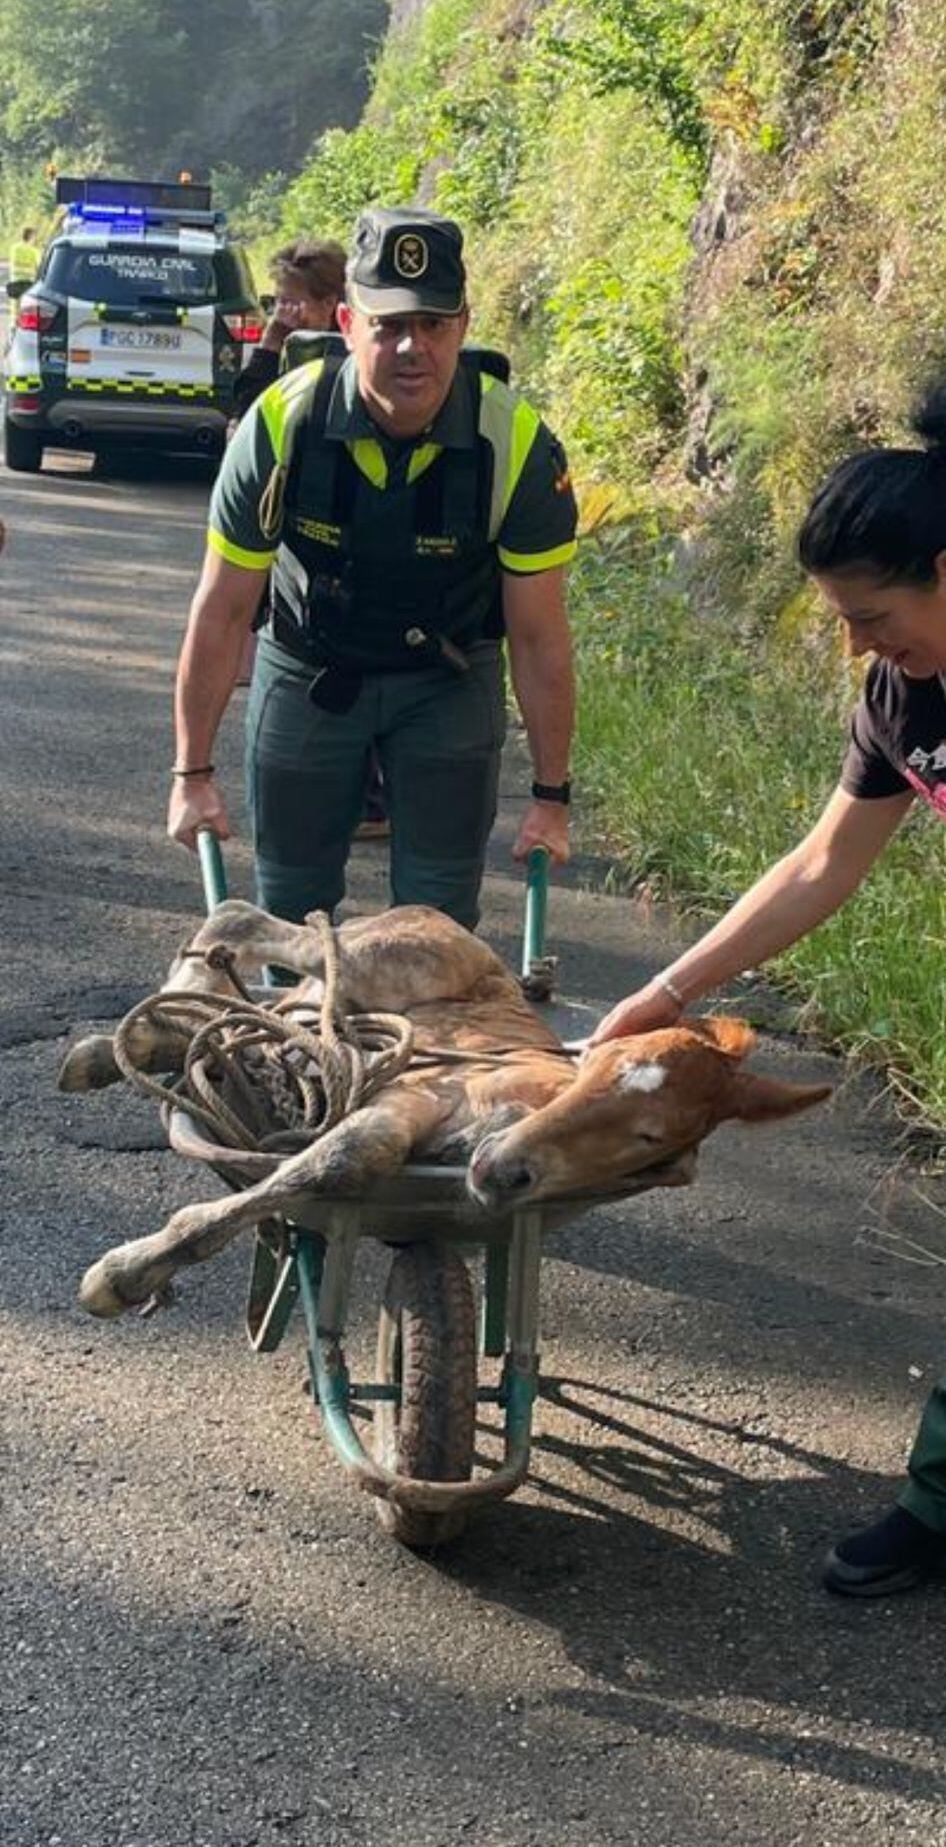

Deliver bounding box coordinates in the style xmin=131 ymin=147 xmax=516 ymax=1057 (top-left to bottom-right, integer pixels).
xmin=112 ymin=911 xmax=415 ymax=1159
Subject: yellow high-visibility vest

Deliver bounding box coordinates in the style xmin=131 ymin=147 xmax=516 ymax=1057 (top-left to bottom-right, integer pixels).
xmin=8 ymin=240 xmax=37 ymax=283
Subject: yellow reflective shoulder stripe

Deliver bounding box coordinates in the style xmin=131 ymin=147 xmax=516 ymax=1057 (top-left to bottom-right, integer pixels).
xmin=479 ymin=373 xmax=511 ymax=539
xmin=407 ymin=441 xmax=441 ymax=485
xmin=478 ymin=374 xmax=541 ymax=540
xmin=207 ymin=528 xmax=276 ymax=571
xmin=350 ymin=437 xmax=387 ymax=489
xmin=498 ymin=539 xmax=577 ymax=574
xmin=258 ymin=359 xmax=324 ymax=464
xmin=507 ymin=398 xmax=541 ymax=509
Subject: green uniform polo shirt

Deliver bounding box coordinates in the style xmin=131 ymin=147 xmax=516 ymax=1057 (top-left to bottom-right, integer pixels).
xmin=207 ymin=354 xmax=578 ymax=580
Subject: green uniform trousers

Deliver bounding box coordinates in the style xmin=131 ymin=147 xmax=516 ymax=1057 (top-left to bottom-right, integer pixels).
xmin=245 ymin=633 xmax=506 ymax=931
xmin=900 ymin=1377 xmax=946 ymax=1530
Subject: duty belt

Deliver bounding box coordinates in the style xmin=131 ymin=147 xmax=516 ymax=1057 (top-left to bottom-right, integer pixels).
xmin=266 ymin=607 xmax=476 ymax=715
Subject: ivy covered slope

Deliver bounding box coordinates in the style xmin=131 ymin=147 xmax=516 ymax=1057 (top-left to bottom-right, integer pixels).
xmin=284 ymin=0 xmax=946 ymax=1124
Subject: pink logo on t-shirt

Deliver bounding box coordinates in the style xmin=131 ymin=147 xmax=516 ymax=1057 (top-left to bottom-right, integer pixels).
xmin=904 ymin=763 xmax=946 ymax=818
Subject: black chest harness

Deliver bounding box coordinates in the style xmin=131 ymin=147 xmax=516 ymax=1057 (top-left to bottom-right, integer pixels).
xmin=266 ymin=356 xmax=505 ymax=711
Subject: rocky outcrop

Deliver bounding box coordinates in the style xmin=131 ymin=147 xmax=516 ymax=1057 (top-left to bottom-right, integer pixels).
xmin=683 ymin=148 xmax=755 ymax=486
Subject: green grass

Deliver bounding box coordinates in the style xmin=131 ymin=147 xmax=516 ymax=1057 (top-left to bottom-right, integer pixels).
xmin=271 ymin=0 xmax=946 ymax=1134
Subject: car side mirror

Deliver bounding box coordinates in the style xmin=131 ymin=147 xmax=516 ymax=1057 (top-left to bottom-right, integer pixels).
xmin=5 ymin=277 xmax=28 ymax=300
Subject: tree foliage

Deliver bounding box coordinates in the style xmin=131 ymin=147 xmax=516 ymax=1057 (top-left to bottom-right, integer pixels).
xmin=0 ymin=0 xmax=385 ymax=211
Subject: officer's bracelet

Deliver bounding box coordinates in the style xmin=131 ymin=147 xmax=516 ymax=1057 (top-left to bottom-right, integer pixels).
xmin=171 ymin=765 xmax=215 ymax=779
xmin=653 ymin=970 xmax=685 ymax=1008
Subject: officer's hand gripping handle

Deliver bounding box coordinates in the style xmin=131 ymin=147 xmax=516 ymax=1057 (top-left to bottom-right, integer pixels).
xmin=196 ymin=826 xmax=228 ymax=916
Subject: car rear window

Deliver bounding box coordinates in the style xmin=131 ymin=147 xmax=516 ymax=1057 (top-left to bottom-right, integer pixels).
xmin=45 ymin=244 xmax=217 ymax=305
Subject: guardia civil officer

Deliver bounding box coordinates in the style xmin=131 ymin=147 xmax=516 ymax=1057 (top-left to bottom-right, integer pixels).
xmin=168 ymin=207 xmax=577 ymax=930
xmin=7 ymin=225 xmax=39 ymax=285
xmin=589 ymin=382 xmax=946 ymax=1597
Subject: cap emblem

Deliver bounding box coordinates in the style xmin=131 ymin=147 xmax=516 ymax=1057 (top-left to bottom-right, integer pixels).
xmin=393 ymin=233 xmax=429 ymax=279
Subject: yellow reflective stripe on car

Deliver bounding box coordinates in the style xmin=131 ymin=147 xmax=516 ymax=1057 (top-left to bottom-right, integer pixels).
xmin=350 ymin=437 xmax=387 ymax=488
xmin=258 ymin=360 xmax=324 ymax=465
xmin=207 ymin=528 xmax=276 ymax=571
xmin=62 ymin=378 xmax=215 ymax=398
xmin=498 ymin=540 xmax=578 ymax=573
xmin=6 ymin=374 xmax=43 ymax=390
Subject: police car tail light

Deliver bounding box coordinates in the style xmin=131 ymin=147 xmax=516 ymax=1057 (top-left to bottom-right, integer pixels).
xmin=222 ymin=311 xmax=263 ymax=344
xmin=17 ymin=296 xmax=57 ymax=333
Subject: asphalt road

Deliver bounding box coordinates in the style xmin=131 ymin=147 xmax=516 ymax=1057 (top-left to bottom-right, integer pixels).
xmin=3 ymin=441 xmax=946 ymax=1847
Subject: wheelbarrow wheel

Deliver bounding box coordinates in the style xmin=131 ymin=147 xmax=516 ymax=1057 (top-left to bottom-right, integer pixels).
xmin=374 ymin=1242 xmax=477 ymax=1548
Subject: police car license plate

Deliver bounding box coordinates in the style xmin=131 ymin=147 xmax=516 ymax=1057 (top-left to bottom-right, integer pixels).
xmin=99 ymin=327 xmax=183 ymax=351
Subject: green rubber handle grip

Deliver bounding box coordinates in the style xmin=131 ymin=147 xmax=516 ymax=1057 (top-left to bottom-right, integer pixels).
xmin=197 ymin=827 xmax=228 ymax=915
xmin=522 ymin=845 xmax=550 ymax=976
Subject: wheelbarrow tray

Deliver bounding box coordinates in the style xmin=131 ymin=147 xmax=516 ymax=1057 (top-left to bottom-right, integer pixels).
xmin=164 ymin=1092 xmax=665 ymax=1541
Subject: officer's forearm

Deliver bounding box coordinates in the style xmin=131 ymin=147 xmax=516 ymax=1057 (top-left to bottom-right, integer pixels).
xmin=174 ymin=584 xmax=256 ymax=768
xmin=505 ymin=620 xmax=574 ymax=783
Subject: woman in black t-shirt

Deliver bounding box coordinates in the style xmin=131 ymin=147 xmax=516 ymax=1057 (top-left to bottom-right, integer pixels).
xmin=591 ymin=385 xmax=946 ymax=1598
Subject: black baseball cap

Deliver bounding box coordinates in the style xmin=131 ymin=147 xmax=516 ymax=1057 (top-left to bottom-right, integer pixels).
xmin=346 ymin=207 xmax=466 ymax=316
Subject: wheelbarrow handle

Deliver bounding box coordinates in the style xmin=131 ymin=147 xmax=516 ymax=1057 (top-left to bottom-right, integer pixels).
xmin=522 ymin=845 xmax=550 ymax=974
xmin=196 ymin=826 xmax=228 ymax=915
xmin=520 ymin=845 xmax=555 ymax=1002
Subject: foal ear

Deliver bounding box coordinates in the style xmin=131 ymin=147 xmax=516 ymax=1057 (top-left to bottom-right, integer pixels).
xmin=726 ymin=1070 xmax=832 ymax=1123
xmin=689 ymin=1014 xmax=756 ymax=1060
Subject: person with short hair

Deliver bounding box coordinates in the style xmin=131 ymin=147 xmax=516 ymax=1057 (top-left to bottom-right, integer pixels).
xmin=229 ymin=238 xmax=349 ymax=699
xmin=168 ymin=206 xmax=577 ymax=933
xmin=231 ymin=237 xmax=346 ymax=420
xmin=589 ymin=382 xmax=946 ymax=1597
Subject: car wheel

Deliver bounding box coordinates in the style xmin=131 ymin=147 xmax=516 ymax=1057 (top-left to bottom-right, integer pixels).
xmin=4 ymin=416 xmax=43 ymax=473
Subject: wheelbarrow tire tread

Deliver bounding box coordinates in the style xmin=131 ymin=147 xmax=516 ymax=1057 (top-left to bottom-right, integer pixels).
xmin=375 ymin=1243 xmax=476 ymax=1548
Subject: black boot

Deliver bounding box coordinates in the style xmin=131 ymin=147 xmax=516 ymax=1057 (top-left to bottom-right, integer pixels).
xmin=823 ymin=1504 xmax=946 ymax=1597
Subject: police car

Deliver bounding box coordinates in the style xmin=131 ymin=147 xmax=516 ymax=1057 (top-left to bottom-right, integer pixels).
xmin=2 ymin=176 xmax=262 ymax=473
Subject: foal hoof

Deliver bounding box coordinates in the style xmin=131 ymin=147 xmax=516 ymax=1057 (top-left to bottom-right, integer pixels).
xmin=78 ymin=1251 xmax=140 ymax=1319
xmin=58 ymin=1034 xmax=120 ymax=1093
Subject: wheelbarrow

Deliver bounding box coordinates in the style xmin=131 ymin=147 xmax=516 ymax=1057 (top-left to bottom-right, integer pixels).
xmin=178 ymin=832 xmax=604 ymax=1548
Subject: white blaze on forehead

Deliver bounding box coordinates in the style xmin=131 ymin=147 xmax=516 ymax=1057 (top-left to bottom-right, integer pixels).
xmin=617 ymin=1060 xmax=667 ymax=1095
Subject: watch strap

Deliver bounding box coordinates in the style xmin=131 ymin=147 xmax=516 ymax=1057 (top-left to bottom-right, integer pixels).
xmin=531 ymin=779 xmax=571 ymax=805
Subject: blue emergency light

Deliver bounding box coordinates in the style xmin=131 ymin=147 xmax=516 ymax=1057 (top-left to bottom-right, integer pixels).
xmin=54 ymin=176 xmax=222 ymax=230
xmin=72 ymin=204 xmax=147 ymax=225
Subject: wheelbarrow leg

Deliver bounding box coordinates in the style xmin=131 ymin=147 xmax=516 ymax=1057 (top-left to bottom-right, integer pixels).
xmin=296 ymin=1210 xmax=362 ymax=1460
xmin=481 ymin=1240 xmax=509 ymax=1359
xmin=502 ymin=1207 xmax=542 ymax=1451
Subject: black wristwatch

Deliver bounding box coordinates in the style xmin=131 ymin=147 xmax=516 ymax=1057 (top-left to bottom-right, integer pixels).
xmin=531 ymin=779 xmax=571 ymax=805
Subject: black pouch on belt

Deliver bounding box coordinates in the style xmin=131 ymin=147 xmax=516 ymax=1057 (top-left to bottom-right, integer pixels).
xmin=306 ymin=664 xmax=363 ymax=713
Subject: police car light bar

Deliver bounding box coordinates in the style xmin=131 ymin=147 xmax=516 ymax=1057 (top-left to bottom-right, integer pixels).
xmin=55 ymin=176 xmax=218 ymax=226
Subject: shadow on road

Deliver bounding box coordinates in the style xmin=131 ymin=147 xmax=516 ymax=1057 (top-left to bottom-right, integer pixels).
xmin=25 ymin=445 xmax=219 ymax=488
xmin=440 ymin=1373 xmax=946 ymax=1801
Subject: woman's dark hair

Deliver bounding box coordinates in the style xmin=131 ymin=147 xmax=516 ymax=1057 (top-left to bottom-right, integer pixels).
xmin=269 ymin=238 xmax=346 ymax=302
xmin=797 ymin=383 xmax=946 ymax=585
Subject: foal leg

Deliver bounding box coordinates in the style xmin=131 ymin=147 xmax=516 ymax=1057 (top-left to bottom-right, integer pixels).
xmin=79 ymin=1086 xmax=445 ymax=1317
